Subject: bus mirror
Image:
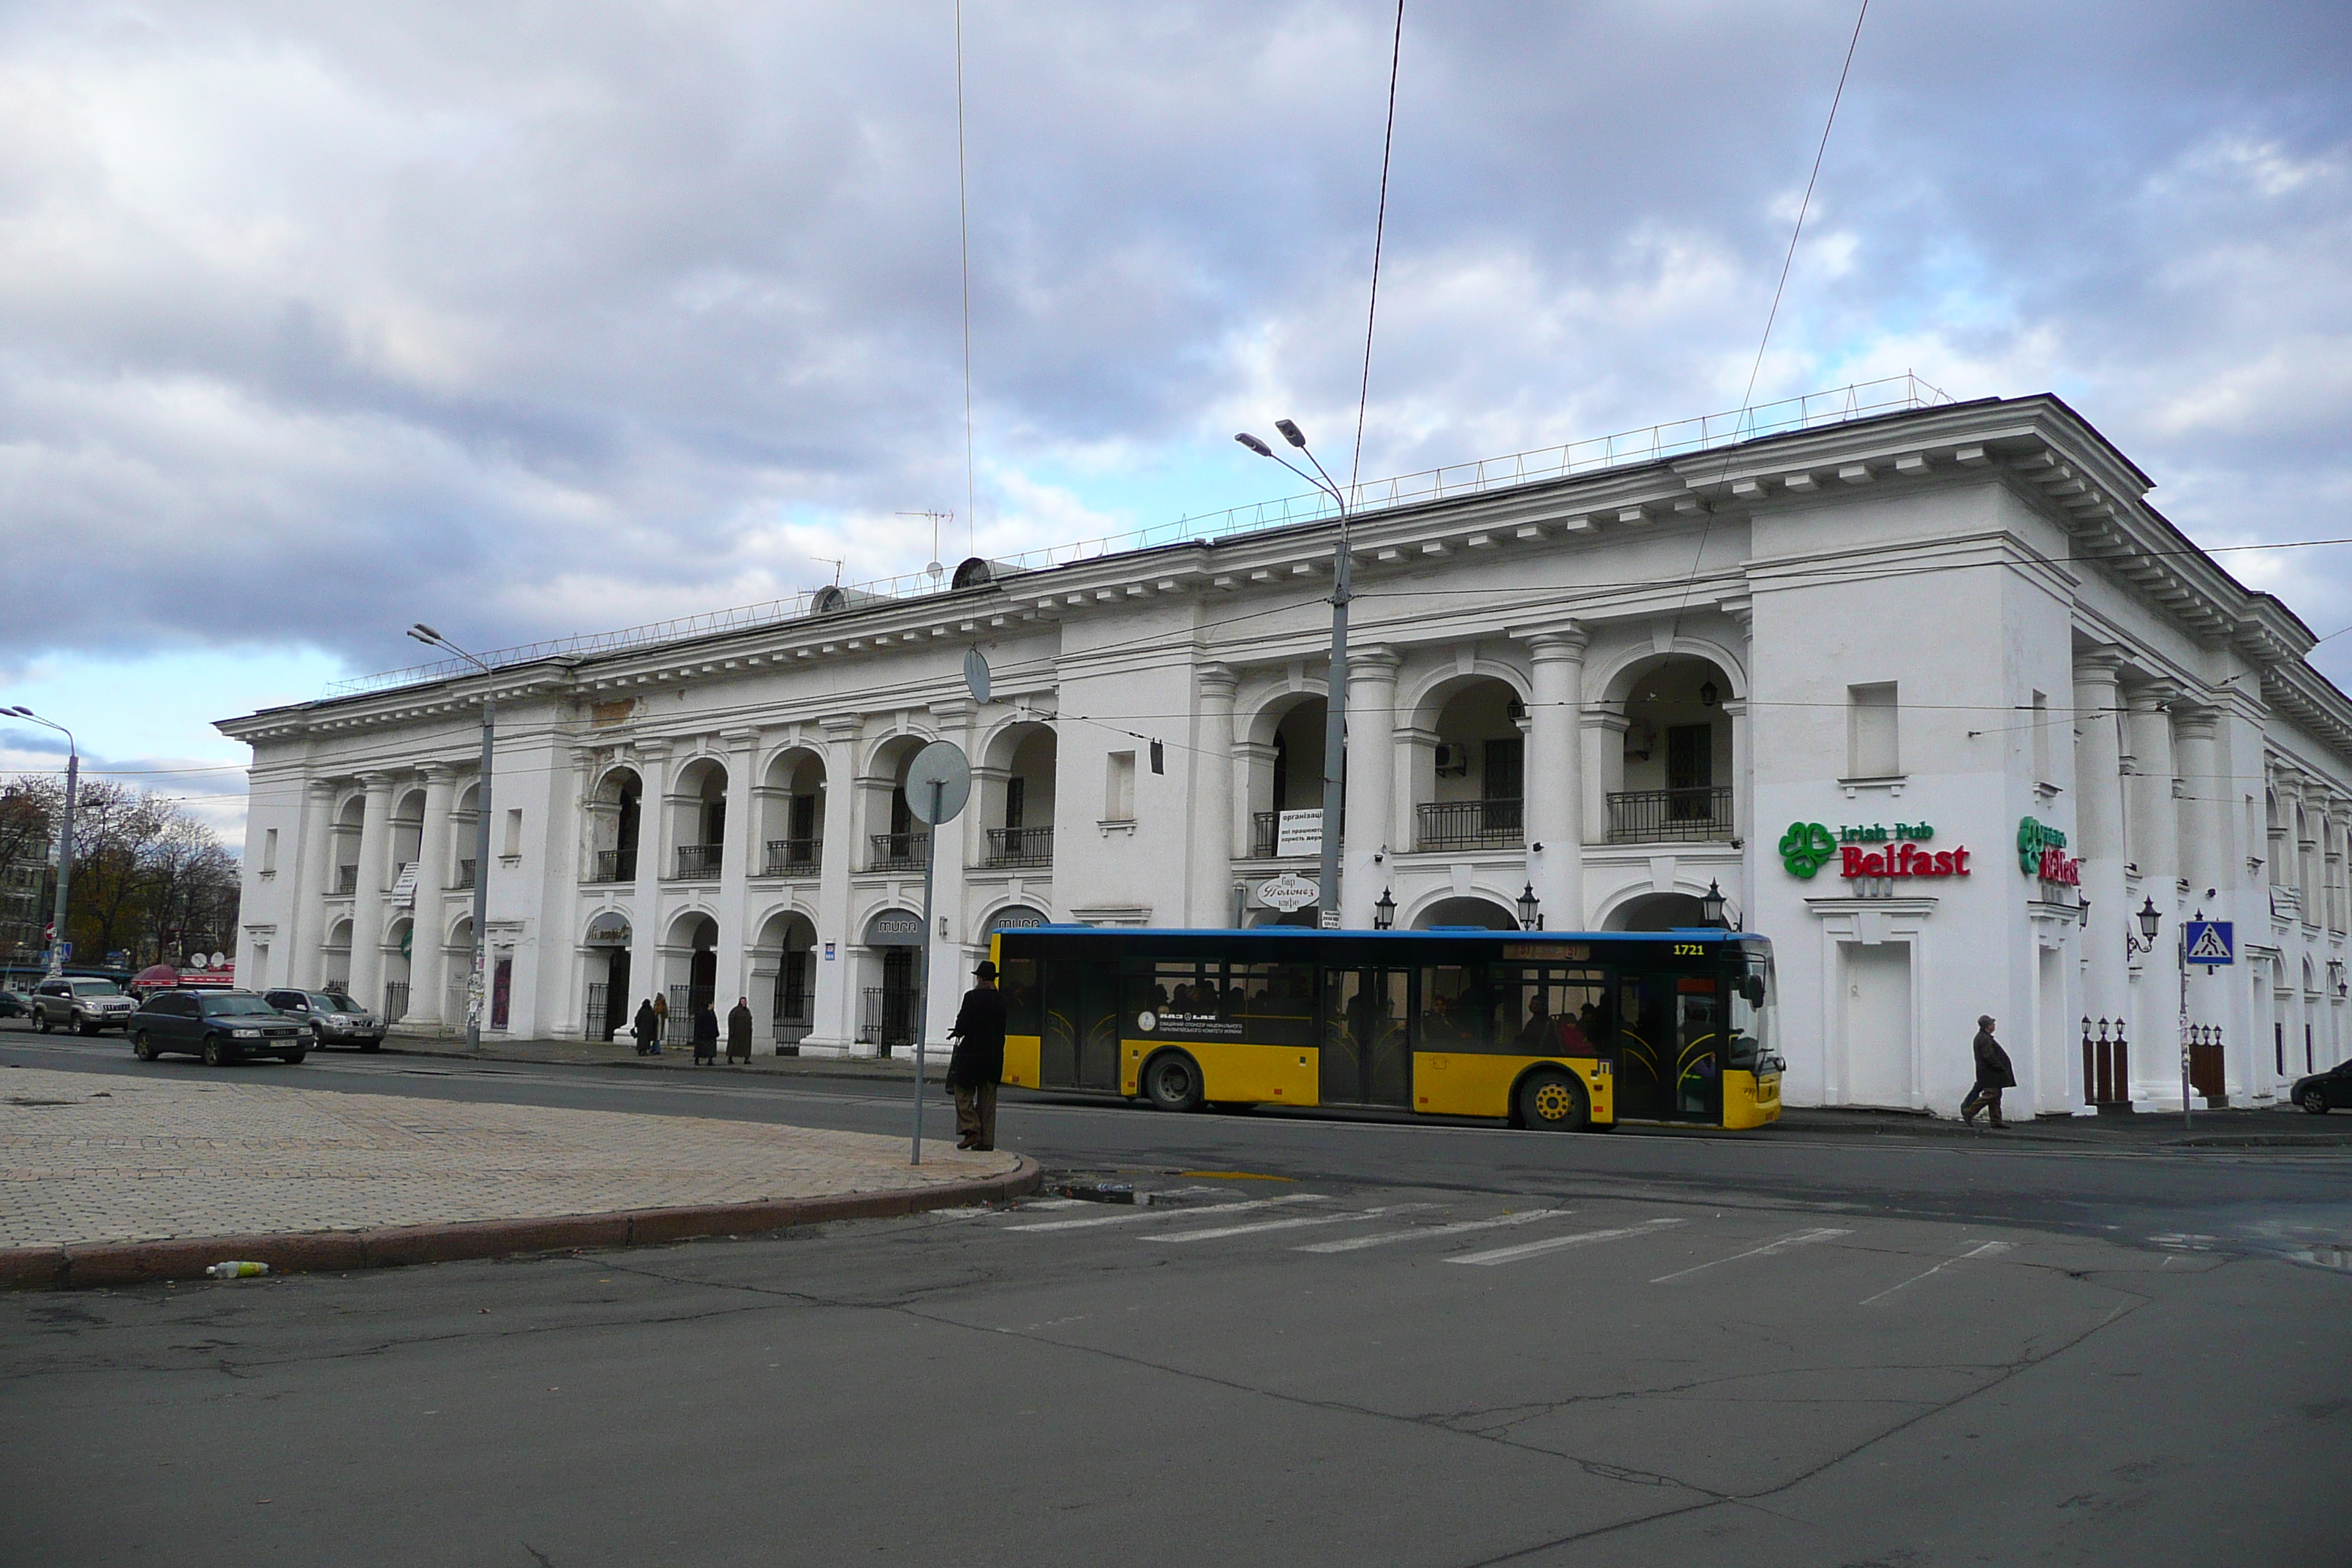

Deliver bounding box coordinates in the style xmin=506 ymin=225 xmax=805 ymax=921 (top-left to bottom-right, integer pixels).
xmin=1741 ymin=975 xmax=1766 ymax=1007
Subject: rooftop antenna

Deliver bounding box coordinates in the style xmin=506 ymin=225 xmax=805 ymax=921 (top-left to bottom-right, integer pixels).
xmin=813 ymin=557 xmax=845 ymax=588
xmin=900 ymin=510 xmax=954 ymax=586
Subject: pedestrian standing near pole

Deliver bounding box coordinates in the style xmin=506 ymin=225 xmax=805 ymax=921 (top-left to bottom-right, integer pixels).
xmin=726 ymin=995 xmax=753 ymax=1066
xmin=1960 ymin=1014 xmax=2015 ymax=1128
xmin=946 ymin=960 xmax=1006 ymax=1151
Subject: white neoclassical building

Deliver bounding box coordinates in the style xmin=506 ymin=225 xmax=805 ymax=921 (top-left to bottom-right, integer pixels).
xmin=222 ymin=386 xmax=2352 ymax=1115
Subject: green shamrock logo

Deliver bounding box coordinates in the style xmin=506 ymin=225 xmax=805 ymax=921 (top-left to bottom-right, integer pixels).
xmin=1779 ymin=821 xmax=1836 ymax=879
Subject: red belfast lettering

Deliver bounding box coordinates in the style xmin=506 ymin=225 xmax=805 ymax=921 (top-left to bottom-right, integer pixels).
xmin=1932 ymin=850 xmax=1955 ymax=875
xmin=1842 ymin=845 xmax=1865 ymax=877
xmin=1953 ymin=847 xmax=1970 ymax=875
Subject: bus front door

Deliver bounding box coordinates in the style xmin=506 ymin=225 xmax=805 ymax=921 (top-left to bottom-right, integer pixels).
xmin=1322 ymin=968 xmax=1411 ymax=1107
xmin=1616 ymin=976 xmax=1724 ymax=1123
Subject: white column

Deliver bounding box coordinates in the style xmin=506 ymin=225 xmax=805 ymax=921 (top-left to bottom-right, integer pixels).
xmin=2129 ymin=685 xmax=2184 ymax=1102
xmin=717 ymin=729 xmax=758 ymax=1017
xmin=1524 ymin=628 xmax=1587 ymax=930
xmin=624 ymin=743 xmax=671 ymax=1033
xmin=407 ymin=764 xmax=456 ymax=1025
xmin=348 ymin=773 xmax=396 ymax=1008
xmin=1580 ymin=712 xmax=1629 ymax=850
xmin=288 ymin=779 xmax=337 ymax=989
xmin=1343 ymin=648 xmax=1401 ymax=927
xmin=2073 ymin=655 xmax=2129 ymax=1095
xmin=1191 ymin=665 xmax=1239 ymax=925
xmin=807 ymin=717 xmax=862 ymax=1055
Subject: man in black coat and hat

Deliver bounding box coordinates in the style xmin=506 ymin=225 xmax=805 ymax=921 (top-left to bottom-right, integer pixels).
xmin=946 ymin=960 xmax=1007 ymax=1150
xmin=1960 ymin=1014 xmax=2016 ymax=1128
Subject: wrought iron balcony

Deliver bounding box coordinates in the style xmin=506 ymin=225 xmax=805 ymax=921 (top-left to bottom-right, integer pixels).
xmin=984 ymin=826 xmax=1053 ymax=868
xmin=674 ymin=843 xmax=724 ymax=880
xmin=451 ymin=858 xmax=478 ymax=890
xmin=587 ymin=849 xmax=635 ymax=884
xmin=1605 ymin=786 xmax=1734 ymax=843
xmin=867 ymin=832 xmax=931 ymax=872
xmin=763 ymin=838 xmax=820 ymax=877
xmin=1250 ymin=811 xmax=1333 ymax=858
xmin=333 ymin=864 xmax=359 ymax=895
xmin=1414 ymin=798 xmax=1523 ymax=851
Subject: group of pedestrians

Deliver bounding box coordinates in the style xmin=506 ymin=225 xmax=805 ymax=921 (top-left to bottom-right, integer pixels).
xmin=625 ymin=995 xmax=756 ymax=1065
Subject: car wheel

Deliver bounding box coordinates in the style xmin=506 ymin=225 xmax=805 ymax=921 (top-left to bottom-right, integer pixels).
xmin=35 ymin=1011 xmax=50 ymax=1033
xmin=200 ymin=1035 xmax=231 ymax=1068
xmin=1515 ymin=1068 xmax=1591 ymax=1132
xmin=280 ymin=1051 xmax=307 ymax=1066
xmin=361 ymin=1039 xmax=381 ymax=1052
xmin=2301 ymin=1085 xmax=2330 ymax=1115
xmin=78 ymin=1019 xmax=99 ymax=1036
xmin=1142 ymin=1051 xmax=1205 ymax=1113
xmin=132 ymin=1030 xmax=158 ymax=1061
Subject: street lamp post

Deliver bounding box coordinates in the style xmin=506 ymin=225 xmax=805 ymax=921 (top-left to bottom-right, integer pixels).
xmin=1237 ymin=421 xmax=1352 ymax=929
xmin=407 ymin=625 xmax=495 ymax=1052
xmin=7 ymin=708 xmax=76 ymax=976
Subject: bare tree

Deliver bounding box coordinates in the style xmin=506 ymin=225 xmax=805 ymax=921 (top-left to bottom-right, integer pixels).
xmin=0 ymin=777 xmax=241 ymax=968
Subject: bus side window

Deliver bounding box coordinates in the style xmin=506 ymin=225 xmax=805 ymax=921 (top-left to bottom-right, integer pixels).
xmin=1000 ymin=956 xmax=1041 ymax=1036
xmin=1234 ymin=962 xmax=1314 ymax=1046
xmin=1417 ymin=965 xmax=1481 ymax=1052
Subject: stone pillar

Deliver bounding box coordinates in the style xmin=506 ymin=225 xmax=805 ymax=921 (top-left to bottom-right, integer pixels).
xmin=1722 ymin=697 xmax=1753 ymax=851
xmin=407 ymin=764 xmax=456 ymax=1026
xmin=289 ymin=779 xmax=338 ymax=989
xmin=807 ymin=717 xmax=863 ymax=1055
xmin=1342 ymin=648 xmax=1401 ymax=927
xmin=2127 ymin=686 xmax=2185 ymax=1103
xmin=1392 ymin=726 xmax=1439 ymax=858
xmin=2073 ymin=654 xmax=2129 ymax=1100
xmin=1524 ymin=628 xmax=1587 ymax=930
xmin=1580 ymin=712 xmax=1629 ymax=848
xmin=348 ymin=773 xmax=396 ymax=1009
xmin=2171 ymin=706 xmax=2223 ymax=902
xmin=1191 ymin=665 xmax=1239 ymax=926
xmin=716 ymin=729 xmax=758 ymax=1019
xmin=625 ymin=743 xmax=671 ymax=1038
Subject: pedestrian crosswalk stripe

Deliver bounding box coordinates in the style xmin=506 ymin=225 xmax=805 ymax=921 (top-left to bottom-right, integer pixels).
xmin=1296 ymin=1208 xmax=1575 ymax=1254
xmin=1139 ymin=1204 xmax=1432 ymax=1245
xmin=1649 ymin=1226 xmax=1851 ymax=1283
xmin=1445 ymin=1217 xmax=1689 ymax=1267
xmin=1006 ymin=1194 xmax=1329 ymax=1233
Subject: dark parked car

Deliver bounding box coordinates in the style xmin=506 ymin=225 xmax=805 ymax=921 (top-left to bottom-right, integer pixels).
xmin=2291 ymin=1059 xmax=2352 ymax=1115
xmin=264 ymin=990 xmax=386 ymax=1050
xmin=129 ymin=990 xmax=309 ymax=1066
xmin=0 ymin=989 xmax=26 ymax=1019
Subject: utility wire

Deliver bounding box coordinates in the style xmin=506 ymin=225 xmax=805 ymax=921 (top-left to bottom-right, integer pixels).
xmin=1350 ymin=0 xmax=1406 ymax=494
xmin=954 ymin=0 xmax=978 ymax=559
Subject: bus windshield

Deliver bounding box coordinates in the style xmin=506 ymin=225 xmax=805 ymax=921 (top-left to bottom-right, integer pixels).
xmin=1726 ymin=957 xmax=1774 ymax=1071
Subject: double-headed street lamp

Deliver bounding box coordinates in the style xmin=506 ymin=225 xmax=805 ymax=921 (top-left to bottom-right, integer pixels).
xmin=1237 ymin=420 xmax=1351 ymax=929
xmin=6 ymin=706 xmax=76 ymax=976
xmin=407 ymin=624 xmax=495 ymax=1052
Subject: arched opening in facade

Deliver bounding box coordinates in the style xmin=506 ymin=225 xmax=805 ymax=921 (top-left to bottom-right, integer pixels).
xmin=1608 ymin=654 xmax=1736 ymax=843
xmin=332 ymin=795 xmax=364 ymax=895
xmin=589 ymin=766 xmax=644 ymax=883
xmin=663 ymin=911 xmax=720 ymax=1044
xmin=758 ymin=750 xmax=825 ymax=877
xmin=382 ymin=916 xmax=414 ymax=1021
xmin=671 ymin=758 xmax=728 ymax=882
xmin=321 ymin=916 xmax=353 ymax=992
xmin=443 ymin=915 xmax=475 ymax=1021
xmin=1412 ymin=895 xmax=1520 ymax=931
xmin=390 ymin=788 xmax=426 ymax=885
xmin=1245 ymin=693 xmax=1329 ymax=864
xmin=582 ymin=911 xmax=633 ymax=1041
xmin=752 ymin=908 xmax=819 ymax=1048
xmin=858 ymin=906 xmax=924 ymax=1053
xmin=452 ymin=783 xmax=482 ymax=890
xmin=864 ymin=737 xmax=932 ymax=872
xmin=1411 ymin=676 xmax=1526 ymax=852
xmin=1607 ymin=892 xmax=1708 ymax=932
xmin=982 ymin=723 xmax=1057 ymax=868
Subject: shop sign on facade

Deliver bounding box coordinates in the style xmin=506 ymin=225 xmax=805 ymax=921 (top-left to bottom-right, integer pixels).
xmin=2016 ymin=816 xmax=2081 ymax=886
xmin=1780 ymin=820 xmax=1972 ymax=881
xmin=1256 ymin=872 xmax=1320 ymax=912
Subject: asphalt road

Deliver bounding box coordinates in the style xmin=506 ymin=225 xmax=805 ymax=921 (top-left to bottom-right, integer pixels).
xmin=4 ymin=1029 xmax=2349 ymax=1566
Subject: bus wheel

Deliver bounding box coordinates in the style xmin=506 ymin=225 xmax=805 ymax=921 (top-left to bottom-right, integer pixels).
xmin=1143 ymin=1052 xmax=1205 ymax=1113
xmin=1516 ymin=1069 xmax=1590 ymax=1132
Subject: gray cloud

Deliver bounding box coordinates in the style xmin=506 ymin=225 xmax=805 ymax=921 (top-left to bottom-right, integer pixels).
xmin=1 ymin=1 xmax=2347 ymax=680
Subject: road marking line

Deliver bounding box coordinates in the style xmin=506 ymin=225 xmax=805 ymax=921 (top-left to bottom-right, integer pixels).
xmin=1006 ymin=1194 xmax=1328 ymax=1232
xmin=1297 ymin=1208 xmax=1575 ymax=1254
xmin=1020 ymin=1198 xmax=1090 ymax=1210
xmin=1445 ymin=1217 xmax=1689 ymax=1267
xmin=1859 ymin=1239 xmax=2013 ymax=1305
xmin=1140 ymin=1204 xmax=1431 ymax=1244
xmin=1650 ymin=1226 xmax=1852 ymax=1282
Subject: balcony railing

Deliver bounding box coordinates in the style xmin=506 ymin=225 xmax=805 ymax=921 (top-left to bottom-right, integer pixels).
xmin=587 ymin=849 xmax=635 ymax=884
xmin=674 ymin=843 xmax=724 ymax=880
xmin=452 ymin=859 xmax=478 ymax=890
xmin=763 ymin=838 xmax=821 ymax=877
xmin=868 ymin=832 xmax=931 ymax=872
xmin=1415 ymin=798 xmax=1523 ymax=852
xmin=334 ymin=865 xmax=359 ymax=895
xmin=984 ymin=826 xmax=1053 ymax=868
xmin=1606 ymin=787 xmax=1734 ymax=843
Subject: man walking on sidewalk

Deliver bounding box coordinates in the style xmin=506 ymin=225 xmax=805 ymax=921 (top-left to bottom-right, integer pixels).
xmin=1961 ymin=1014 xmax=2016 ymax=1128
xmin=946 ymin=960 xmax=1007 ymax=1151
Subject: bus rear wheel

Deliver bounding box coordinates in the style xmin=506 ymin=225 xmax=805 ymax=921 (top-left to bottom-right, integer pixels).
xmin=1142 ymin=1052 xmax=1205 ymax=1113
xmin=1516 ymin=1068 xmax=1590 ymax=1132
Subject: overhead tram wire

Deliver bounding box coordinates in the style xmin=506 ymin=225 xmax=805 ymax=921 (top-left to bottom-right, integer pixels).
xmin=1349 ymin=0 xmax=1406 ymax=497
xmin=954 ymin=0 xmax=978 ymax=561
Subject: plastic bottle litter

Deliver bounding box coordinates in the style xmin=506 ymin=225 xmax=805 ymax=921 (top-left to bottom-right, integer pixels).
xmin=204 ymin=1261 xmax=269 ymax=1279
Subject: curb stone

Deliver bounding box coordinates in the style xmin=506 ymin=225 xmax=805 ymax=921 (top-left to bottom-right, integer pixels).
xmin=1 ymin=1157 xmax=1039 ymax=1291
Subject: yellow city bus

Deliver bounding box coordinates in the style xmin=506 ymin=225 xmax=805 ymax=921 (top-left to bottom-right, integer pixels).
xmin=990 ymin=926 xmax=1780 ymax=1131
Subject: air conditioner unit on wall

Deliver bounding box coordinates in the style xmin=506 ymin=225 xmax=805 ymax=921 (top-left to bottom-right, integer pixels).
xmin=1433 ymin=744 xmax=1470 ymax=777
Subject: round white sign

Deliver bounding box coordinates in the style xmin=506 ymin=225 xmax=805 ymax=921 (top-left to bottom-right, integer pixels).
xmin=1256 ymin=873 xmax=1320 ymax=913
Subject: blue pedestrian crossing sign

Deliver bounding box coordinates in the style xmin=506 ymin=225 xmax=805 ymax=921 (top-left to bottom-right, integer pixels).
xmin=2183 ymin=920 xmax=2234 ymax=966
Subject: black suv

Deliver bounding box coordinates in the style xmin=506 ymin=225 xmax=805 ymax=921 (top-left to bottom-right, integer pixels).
xmin=2291 ymin=1058 xmax=2352 ymax=1115
xmin=129 ymin=990 xmax=309 ymax=1066
xmin=264 ymin=990 xmax=386 ymax=1050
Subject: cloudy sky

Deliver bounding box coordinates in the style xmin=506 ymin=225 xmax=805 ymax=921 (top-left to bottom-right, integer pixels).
xmin=2 ymin=1 xmax=2348 ymax=838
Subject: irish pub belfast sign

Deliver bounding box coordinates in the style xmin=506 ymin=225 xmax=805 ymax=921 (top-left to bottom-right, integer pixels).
xmin=1779 ymin=820 xmax=1973 ymax=881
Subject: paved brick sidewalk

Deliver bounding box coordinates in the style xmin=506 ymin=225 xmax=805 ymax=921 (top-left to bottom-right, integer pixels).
xmin=0 ymin=1067 xmax=1015 ymax=1249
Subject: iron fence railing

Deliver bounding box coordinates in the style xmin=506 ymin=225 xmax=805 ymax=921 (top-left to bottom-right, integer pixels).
xmin=868 ymin=832 xmax=931 ymax=872
xmin=589 ymin=849 xmax=636 ymax=883
xmin=451 ymin=859 xmax=478 ymax=890
xmin=674 ymin=843 xmax=724 ymax=881
xmin=334 ymin=865 xmax=359 ymax=895
xmin=763 ymin=838 xmax=820 ymax=877
xmin=382 ymin=981 xmax=410 ymax=1025
xmin=1249 ymin=811 xmax=1333 ymax=858
xmin=666 ymin=984 xmax=715 ymax=1046
xmin=1415 ymin=799 xmax=1524 ymax=851
xmin=1605 ymin=787 xmax=1735 ymax=843
xmin=984 ymin=826 xmax=1053 ymax=867
xmin=584 ymin=982 xmax=612 ymax=1042
xmin=859 ymin=986 xmax=918 ymax=1053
